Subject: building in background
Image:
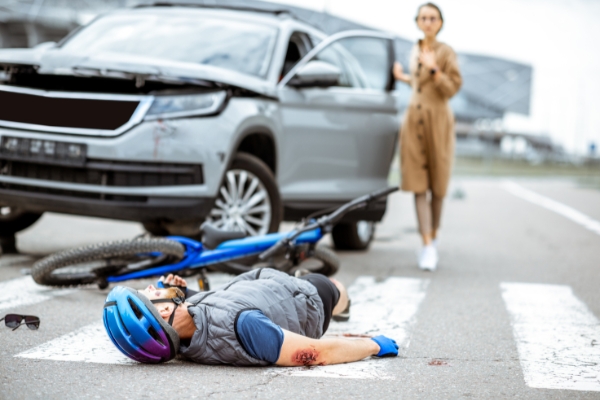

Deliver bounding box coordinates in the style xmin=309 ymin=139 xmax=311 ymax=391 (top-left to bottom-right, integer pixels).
xmin=0 ymin=0 xmax=125 ymax=48
xmin=3 ymin=0 xmax=567 ymax=162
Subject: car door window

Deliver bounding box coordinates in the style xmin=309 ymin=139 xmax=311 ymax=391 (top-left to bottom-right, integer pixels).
xmin=280 ymin=32 xmax=313 ymax=80
xmin=308 ymin=36 xmax=392 ymax=90
xmin=312 ymin=42 xmax=366 ymax=88
xmin=335 ymin=37 xmax=392 ymax=91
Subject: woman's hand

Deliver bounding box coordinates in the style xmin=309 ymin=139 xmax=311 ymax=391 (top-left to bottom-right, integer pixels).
xmin=393 ymin=61 xmax=410 ymax=83
xmin=419 ymin=48 xmax=438 ymax=71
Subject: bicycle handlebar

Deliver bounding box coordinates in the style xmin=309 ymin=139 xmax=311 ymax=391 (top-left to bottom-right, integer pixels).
xmin=258 ymin=186 xmax=398 ymax=260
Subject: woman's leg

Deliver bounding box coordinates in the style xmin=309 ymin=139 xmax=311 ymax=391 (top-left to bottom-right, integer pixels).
xmin=431 ymin=195 xmax=444 ymax=240
xmin=415 ymin=192 xmax=433 ymax=245
xmin=415 ymin=192 xmax=438 ymax=270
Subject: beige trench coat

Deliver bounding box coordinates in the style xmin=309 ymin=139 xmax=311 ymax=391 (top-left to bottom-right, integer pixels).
xmin=400 ymin=40 xmax=462 ymax=198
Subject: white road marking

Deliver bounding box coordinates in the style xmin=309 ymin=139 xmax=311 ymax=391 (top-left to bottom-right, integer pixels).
xmin=14 ymin=273 xmax=235 ymax=365
xmin=0 ymin=276 xmax=74 ymax=312
xmin=266 ymin=276 xmax=430 ymax=380
xmin=501 ymin=282 xmax=600 ymax=391
xmin=502 ymin=181 xmax=600 ymax=236
xmin=16 ymin=321 xmax=136 ymax=364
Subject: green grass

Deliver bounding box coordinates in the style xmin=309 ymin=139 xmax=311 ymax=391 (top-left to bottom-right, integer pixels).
xmin=387 ymin=156 xmax=600 ymax=190
xmin=453 ymin=157 xmax=600 ymax=178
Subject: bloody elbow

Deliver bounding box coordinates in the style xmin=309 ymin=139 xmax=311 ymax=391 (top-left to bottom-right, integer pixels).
xmin=292 ymin=348 xmax=321 ymax=366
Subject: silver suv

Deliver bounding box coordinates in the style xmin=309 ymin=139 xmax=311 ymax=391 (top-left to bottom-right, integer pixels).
xmin=0 ymin=4 xmax=399 ymax=249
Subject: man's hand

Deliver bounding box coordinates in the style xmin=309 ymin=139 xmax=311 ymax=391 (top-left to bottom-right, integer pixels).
xmin=371 ymin=335 xmax=399 ymax=357
xmin=157 ymin=274 xmax=188 ymax=290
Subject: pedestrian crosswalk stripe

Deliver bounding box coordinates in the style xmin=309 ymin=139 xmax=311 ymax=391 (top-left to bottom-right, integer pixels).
xmin=15 ymin=273 xmax=235 ymax=365
xmin=502 ymin=181 xmax=600 ymax=236
xmin=15 ymin=276 xmax=429 ymax=375
xmin=0 ymin=276 xmax=74 ymax=312
xmin=16 ymin=321 xmax=136 ymax=364
xmin=501 ymin=282 xmax=600 ymax=392
xmin=266 ymin=276 xmax=430 ymax=379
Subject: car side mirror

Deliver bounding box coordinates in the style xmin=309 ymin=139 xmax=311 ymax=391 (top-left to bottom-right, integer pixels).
xmin=287 ymin=60 xmax=341 ymax=88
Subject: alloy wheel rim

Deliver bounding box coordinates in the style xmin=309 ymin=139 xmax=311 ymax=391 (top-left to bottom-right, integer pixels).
xmin=356 ymin=220 xmax=374 ymax=243
xmin=207 ymin=169 xmax=272 ymax=236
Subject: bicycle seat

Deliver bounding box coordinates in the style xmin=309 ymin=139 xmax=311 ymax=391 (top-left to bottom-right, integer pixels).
xmin=200 ymin=222 xmax=247 ymax=249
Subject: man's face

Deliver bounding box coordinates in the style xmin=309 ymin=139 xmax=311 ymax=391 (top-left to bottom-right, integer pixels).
xmin=139 ymin=284 xmax=171 ymax=301
xmin=135 ymin=284 xmax=194 ymax=339
xmin=138 ymin=285 xmax=187 ymax=324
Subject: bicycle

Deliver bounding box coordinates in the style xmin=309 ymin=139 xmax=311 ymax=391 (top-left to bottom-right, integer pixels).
xmin=31 ymin=187 xmax=398 ymax=289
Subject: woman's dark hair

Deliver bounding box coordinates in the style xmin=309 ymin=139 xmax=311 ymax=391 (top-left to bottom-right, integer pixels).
xmin=415 ymin=2 xmax=444 ymax=24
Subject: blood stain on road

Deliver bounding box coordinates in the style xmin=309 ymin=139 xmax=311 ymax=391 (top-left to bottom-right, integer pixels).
xmin=428 ymin=359 xmax=448 ymax=366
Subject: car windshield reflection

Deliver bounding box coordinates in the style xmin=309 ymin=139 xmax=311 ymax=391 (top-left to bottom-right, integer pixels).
xmin=60 ymin=12 xmax=278 ymax=78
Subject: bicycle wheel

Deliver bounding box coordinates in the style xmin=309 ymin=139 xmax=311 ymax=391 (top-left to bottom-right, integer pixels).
xmin=293 ymin=246 xmax=340 ymax=277
xmin=31 ymin=238 xmax=185 ymax=288
xmin=208 ymin=255 xmax=258 ymax=275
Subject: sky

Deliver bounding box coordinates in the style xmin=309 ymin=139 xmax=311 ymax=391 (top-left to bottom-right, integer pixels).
xmin=272 ymin=0 xmax=600 ymax=154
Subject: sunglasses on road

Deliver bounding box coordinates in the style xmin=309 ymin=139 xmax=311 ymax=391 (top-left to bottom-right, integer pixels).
xmin=0 ymin=314 xmax=40 ymax=331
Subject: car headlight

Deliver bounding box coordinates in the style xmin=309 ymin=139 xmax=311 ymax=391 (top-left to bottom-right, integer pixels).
xmin=144 ymin=91 xmax=227 ymax=120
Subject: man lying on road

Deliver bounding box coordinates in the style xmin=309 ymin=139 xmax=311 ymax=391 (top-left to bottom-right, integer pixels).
xmin=103 ymin=269 xmax=398 ymax=366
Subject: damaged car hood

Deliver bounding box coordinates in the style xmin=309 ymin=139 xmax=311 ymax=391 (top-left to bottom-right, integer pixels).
xmin=0 ymin=47 xmax=275 ymax=96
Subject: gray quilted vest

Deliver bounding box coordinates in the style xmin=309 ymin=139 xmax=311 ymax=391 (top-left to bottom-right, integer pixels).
xmin=179 ymin=269 xmax=325 ymax=366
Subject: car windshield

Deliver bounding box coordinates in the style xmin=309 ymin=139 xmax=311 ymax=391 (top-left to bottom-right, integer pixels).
xmin=60 ymin=12 xmax=278 ymax=78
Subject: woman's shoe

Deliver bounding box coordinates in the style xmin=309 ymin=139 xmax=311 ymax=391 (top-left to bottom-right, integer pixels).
xmin=418 ymin=245 xmax=438 ymax=271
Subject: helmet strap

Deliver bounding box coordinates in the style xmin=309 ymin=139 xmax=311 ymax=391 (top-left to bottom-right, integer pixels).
xmin=151 ymin=296 xmax=184 ymax=326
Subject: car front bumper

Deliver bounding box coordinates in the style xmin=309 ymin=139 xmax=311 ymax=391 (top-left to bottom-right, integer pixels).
xmin=0 ymin=185 xmax=215 ymax=221
xmin=0 ymin=117 xmax=228 ymax=222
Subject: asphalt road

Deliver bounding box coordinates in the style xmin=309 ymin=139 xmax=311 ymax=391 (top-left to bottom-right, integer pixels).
xmin=0 ymin=177 xmax=599 ymax=399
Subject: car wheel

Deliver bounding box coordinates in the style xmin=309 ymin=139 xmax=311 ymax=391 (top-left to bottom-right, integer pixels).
xmin=331 ymin=220 xmax=375 ymax=250
xmin=207 ymin=152 xmax=282 ymax=235
xmin=142 ymin=221 xmax=170 ymax=236
xmin=0 ymin=206 xmax=42 ymax=236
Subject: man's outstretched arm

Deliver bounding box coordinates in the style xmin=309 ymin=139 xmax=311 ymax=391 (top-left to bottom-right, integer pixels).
xmin=276 ymin=329 xmax=397 ymax=367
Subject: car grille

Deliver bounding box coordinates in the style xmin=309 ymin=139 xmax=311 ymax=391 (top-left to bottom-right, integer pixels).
xmin=3 ymin=183 xmax=148 ymax=203
xmin=0 ymin=159 xmax=204 ymax=187
xmin=0 ymin=86 xmax=142 ymax=133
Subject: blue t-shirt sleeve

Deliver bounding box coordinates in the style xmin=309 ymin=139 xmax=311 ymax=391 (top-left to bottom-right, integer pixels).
xmin=236 ymin=310 xmax=284 ymax=363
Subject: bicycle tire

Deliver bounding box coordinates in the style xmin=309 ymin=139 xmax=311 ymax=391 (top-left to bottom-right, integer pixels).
xmin=31 ymin=238 xmax=185 ymax=287
xmin=305 ymin=246 xmax=340 ymax=277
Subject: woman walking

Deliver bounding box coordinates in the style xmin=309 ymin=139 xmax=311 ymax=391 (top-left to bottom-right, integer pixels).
xmin=393 ymin=3 xmax=462 ymax=271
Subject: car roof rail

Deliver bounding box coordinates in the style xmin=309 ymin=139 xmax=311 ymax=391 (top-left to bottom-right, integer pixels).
xmin=135 ymin=2 xmax=297 ymax=18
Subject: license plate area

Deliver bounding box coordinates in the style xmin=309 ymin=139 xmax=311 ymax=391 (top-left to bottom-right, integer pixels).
xmin=0 ymin=136 xmax=87 ymax=167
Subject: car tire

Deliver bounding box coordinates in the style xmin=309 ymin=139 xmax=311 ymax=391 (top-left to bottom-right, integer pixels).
xmin=207 ymin=152 xmax=282 ymax=235
xmin=0 ymin=206 xmax=42 ymax=236
xmin=142 ymin=221 xmax=170 ymax=236
xmin=331 ymin=221 xmax=375 ymax=250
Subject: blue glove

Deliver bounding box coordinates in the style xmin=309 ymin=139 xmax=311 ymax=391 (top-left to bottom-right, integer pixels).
xmin=371 ymin=335 xmax=399 ymax=357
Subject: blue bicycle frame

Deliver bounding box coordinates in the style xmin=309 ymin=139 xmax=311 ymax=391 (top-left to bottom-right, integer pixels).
xmin=102 ymin=186 xmax=399 ymax=283
xmin=105 ymin=228 xmax=323 ymax=283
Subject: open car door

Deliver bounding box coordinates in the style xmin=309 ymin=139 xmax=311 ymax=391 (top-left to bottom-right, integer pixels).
xmin=276 ymin=30 xmax=400 ymax=203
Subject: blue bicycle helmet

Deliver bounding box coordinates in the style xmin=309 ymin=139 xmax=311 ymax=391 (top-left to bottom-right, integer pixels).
xmin=103 ymin=286 xmax=181 ymax=363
